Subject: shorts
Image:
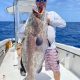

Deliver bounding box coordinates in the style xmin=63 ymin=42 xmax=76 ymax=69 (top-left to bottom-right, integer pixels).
xmin=45 ymin=49 xmax=60 ymax=72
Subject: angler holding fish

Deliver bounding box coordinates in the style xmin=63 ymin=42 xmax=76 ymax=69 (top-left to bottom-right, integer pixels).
xmin=17 ymin=0 xmax=66 ymax=80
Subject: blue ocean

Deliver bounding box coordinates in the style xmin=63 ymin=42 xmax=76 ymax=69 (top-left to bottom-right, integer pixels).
xmin=0 ymin=21 xmax=80 ymax=48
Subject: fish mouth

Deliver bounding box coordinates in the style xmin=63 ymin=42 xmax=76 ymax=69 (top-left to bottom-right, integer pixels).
xmin=34 ymin=7 xmax=44 ymax=14
xmin=33 ymin=6 xmax=44 ymax=18
xmin=33 ymin=6 xmax=45 ymax=15
xmin=37 ymin=6 xmax=44 ymax=14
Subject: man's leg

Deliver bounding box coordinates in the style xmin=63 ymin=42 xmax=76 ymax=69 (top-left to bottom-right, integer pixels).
xmin=17 ymin=43 xmax=26 ymax=76
xmin=53 ymin=60 xmax=60 ymax=80
xmin=54 ymin=71 xmax=60 ymax=80
xmin=20 ymin=58 xmax=26 ymax=76
xmin=45 ymin=49 xmax=60 ymax=80
xmin=16 ymin=43 xmax=22 ymax=61
xmin=16 ymin=43 xmax=22 ymax=68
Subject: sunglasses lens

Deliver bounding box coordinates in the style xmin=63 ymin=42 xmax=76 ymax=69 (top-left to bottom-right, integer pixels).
xmin=36 ymin=0 xmax=46 ymax=2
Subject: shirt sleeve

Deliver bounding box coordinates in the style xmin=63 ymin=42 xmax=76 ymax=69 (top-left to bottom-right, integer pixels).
xmin=48 ymin=11 xmax=66 ymax=28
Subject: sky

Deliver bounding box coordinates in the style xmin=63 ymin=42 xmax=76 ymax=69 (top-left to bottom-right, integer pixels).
xmin=0 ymin=0 xmax=14 ymax=21
xmin=0 ymin=0 xmax=80 ymax=22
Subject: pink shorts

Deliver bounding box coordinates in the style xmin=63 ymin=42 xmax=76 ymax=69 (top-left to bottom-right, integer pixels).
xmin=45 ymin=49 xmax=60 ymax=72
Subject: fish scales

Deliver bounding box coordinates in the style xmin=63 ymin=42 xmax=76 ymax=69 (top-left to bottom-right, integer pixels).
xmin=22 ymin=11 xmax=48 ymax=80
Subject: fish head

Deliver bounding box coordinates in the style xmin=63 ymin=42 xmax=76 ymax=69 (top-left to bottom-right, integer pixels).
xmin=36 ymin=0 xmax=47 ymax=13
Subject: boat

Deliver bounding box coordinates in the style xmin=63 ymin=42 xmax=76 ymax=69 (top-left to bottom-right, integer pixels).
xmin=0 ymin=0 xmax=80 ymax=80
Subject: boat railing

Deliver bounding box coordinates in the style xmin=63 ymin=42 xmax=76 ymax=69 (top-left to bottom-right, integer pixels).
xmin=56 ymin=42 xmax=80 ymax=78
xmin=0 ymin=39 xmax=13 ymax=65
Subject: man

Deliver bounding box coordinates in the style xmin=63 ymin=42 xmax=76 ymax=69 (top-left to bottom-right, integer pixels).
xmin=34 ymin=0 xmax=66 ymax=80
xmin=17 ymin=0 xmax=66 ymax=80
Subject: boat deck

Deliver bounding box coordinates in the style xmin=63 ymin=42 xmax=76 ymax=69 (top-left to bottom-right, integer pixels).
xmin=0 ymin=47 xmax=79 ymax=80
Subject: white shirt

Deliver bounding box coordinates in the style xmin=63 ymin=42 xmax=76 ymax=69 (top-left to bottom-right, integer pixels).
xmin=47 ymin=11 xmax=66 ymax=49
xmin=18 ymin=11 xmax=66 ymax=49
xmin=47 ymin=25 xmax=56 ymax=49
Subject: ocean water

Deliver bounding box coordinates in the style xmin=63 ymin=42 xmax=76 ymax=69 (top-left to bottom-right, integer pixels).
xmin=0 ymin=21 xmax=15 ymax=40
xmin=0 ymin=21 xmax=80 ymax=48
xmin=56 ymin=22 xmax=80 ymax=48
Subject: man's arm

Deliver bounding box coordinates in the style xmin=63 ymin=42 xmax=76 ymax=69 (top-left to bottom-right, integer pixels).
xmin=47 ymin=11 xmax=66 ymax=28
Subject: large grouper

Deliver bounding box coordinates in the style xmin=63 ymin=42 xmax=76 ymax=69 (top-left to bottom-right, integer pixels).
xmin=22 ymin=7 xmax=48 ymax=80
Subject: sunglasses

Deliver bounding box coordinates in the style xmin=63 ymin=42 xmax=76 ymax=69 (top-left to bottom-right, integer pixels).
xmin=36 ymin=0 xmax=47 ymax=2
